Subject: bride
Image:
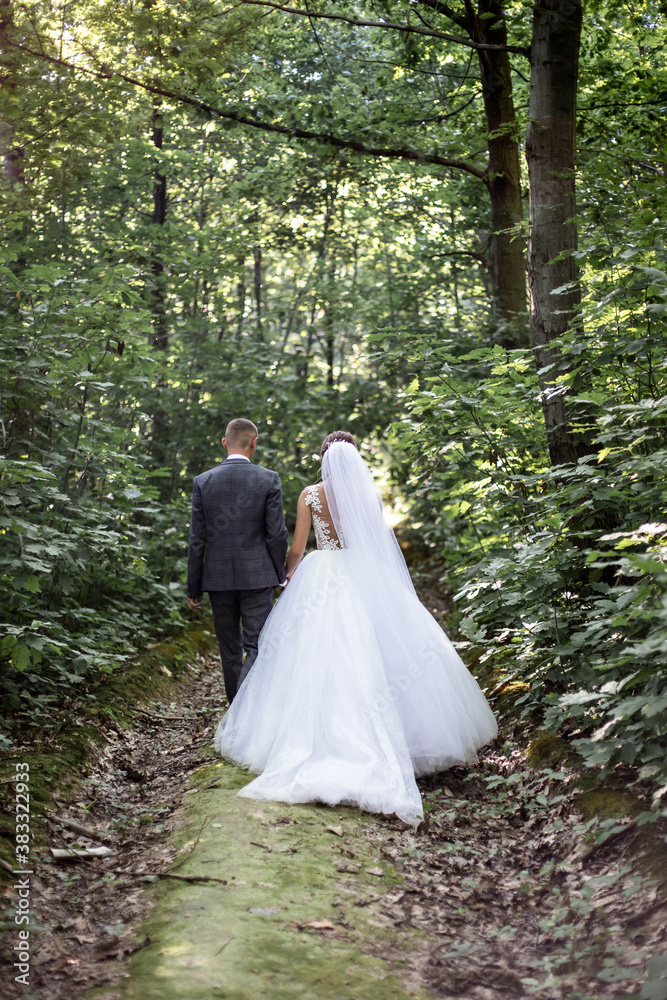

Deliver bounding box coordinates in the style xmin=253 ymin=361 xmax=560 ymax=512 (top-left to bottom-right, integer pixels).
xmin=214 ymin=431 xmax=497 ymax=824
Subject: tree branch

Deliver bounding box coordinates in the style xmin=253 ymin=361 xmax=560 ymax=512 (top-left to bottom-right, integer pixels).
xmin=3 ymin=38 xmax=488 ymax=180
xmin=431 ymin=249 xmax=489 ymax=264
xmin=415 ymin=0 xmax=469 ymax=32
xmin=234 ymin=0 xmax=529 ymax=55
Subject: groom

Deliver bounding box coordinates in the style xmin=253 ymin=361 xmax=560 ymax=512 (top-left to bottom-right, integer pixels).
xmin=187 ymin=418 xmax=288 ymax=703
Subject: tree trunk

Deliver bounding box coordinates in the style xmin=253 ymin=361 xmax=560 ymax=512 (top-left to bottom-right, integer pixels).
xmin=148 ymin=101 xmax=170 ymax=484
xmin=150 ymin=101 xmax=168 ymax=350
xmin=419 ymin=0 xmax=527 ymax=333
xmin=236 ymin=255 xmax=246 ymax=339
xmin=526 ymin=0 xmax=582 ymax=465
xmin=474 ymin=0 xmax=527 ymax=331
xmin=1 ymin=0 xmax=32 ymax=455
xmin=253 ymin=244 xmax=263 ymax=340
xmin=0 ymin=1 xmax=20 ymax=176
xmin=324 ymin=260 xmax=336 ymax=388
xmin=0 ymin=0 xmax=27 ymax=247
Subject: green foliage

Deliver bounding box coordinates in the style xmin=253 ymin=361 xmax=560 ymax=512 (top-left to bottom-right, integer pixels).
xmin=380 ymin=246 xmax=667 ymax=786
xmin=1 ymin=0 xmax=666 ymax=799
xmin=0 ymin=1 xmax=408 ymax=733
xmin=0 ymin=243 xmax=388 ymax=729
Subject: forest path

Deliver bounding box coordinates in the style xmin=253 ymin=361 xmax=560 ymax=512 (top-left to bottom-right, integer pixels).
xmin=106 ymin=758 xmax=430 ymax=1000
xmin=75 ymin=645 xmax=664 ymax=1000
xmin=54 ymin=644 xmax=433 ymax=1000
xmin=24 ymin=607 xmax=663 ymax=1000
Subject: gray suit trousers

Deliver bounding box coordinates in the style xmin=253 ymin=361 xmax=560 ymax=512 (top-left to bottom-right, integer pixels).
xmin=208 ymin=588 xmax=273 ymax=703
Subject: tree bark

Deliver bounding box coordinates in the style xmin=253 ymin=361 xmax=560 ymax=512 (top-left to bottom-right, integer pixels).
xmin=474 ymin=0 xmax=527 ymax=327
xmin=0 ymin=1 xmax=21 ymax=182
xmin=253 ymin=244 xmax=263 ymax=339
xmin=0 ymin=0 xmax=27 ymax=237
xmin=148 ymin=101 xmax=170 ymax=484
xmin=1 ymin=0 xmax=32 ymax=455
xmin=236 ymin=255 xmax=246 ymax=339
xmin=525 ymin=0 xmax=582 ymax=465
xmin=150 ymin=101 xmax=168 ymax=350
xmin=324 ymin=260 xmax=336 ymax=388
xmin=419 ymin=0 xmax=527 ymax=334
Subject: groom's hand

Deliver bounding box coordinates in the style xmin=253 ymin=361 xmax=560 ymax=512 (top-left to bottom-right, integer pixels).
xmin=188 ymin=596 xmax=202 ymax=611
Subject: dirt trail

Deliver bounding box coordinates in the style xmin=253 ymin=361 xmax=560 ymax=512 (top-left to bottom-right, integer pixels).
xmin=2 ymin=645 xmax=665 ymax=1000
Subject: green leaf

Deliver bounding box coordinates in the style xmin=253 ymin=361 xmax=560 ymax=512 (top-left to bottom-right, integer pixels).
xmin=11 ymin=646 xmax=30 ymax=672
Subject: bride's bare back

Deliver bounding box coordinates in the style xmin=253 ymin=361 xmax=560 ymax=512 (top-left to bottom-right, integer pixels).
xmin=285 ymin=483 xmax=341 ymax=581
xmin=303 ymin=483 xmax=341 ymax=551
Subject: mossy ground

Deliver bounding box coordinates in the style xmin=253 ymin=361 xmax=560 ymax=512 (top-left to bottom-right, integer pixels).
xmin=526 ymin=732 xmax=583 ymax=769
xmin=0 ymin=619 xmax=217 ymax=865
xmin=1 ymin=632 xmax=662 ymax=1000
xmin=92 ymin=761 xmax=429 ymax=1000
xmin=2 ymin=594 xmax=663 ymax=1000
xmin=574 ymin=787 xmax=640 ymax=822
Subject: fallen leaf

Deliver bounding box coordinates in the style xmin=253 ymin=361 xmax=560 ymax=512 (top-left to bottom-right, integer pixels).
xmin=365 ymin=867 xmax=384 ymax=877
xmin=326 ymin=825 xmax=344 ymax=837
xmin=305 ymin=919 xmax=336 ymax=930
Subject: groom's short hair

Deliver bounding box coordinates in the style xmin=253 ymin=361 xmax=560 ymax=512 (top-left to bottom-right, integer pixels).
xmin=225 ymin=418 xmax=258 ymax=449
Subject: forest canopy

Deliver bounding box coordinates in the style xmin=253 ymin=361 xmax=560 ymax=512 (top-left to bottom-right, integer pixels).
xmin=1 ymin=0 xmax=666 ymax=790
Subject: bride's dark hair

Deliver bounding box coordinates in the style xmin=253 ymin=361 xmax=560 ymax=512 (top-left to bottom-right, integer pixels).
xmin=321 ymin=430 xmax=357 ymax=457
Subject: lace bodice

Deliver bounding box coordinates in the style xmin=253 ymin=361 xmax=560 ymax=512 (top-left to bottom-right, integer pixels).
xmin=304 ymin=484 xmax=342 ymax=551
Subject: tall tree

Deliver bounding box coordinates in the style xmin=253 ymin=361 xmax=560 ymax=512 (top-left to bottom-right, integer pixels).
xmin=0 ymin=0 xmax=22 ymax=187
xmin=150 ymin=100 xmax=169 ymax=351
xmin=419 ymin=0 xmax=526 ymax=324
xmin=525 ymin=0 xmax=582 ymax=465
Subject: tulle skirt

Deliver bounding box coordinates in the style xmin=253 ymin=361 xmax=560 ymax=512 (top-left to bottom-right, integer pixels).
xmin=214 ymin=550 xmax=497 ymax=824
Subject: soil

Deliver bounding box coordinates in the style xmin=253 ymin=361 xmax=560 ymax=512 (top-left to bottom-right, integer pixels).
xmin=1 ymin=623 xmax=665 ymax=1000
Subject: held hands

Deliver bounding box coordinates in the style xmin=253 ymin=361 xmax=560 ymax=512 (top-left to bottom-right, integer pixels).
xmin=188 ymin=596 xmax=202 ymax=611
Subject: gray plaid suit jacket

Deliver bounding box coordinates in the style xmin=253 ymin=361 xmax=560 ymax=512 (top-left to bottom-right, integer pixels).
xmin=187 ymin=459 xmax=288 ymax=596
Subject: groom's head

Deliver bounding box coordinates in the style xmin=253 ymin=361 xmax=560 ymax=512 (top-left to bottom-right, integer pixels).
xmin=223 ymin=418 xmax=258 ymax=458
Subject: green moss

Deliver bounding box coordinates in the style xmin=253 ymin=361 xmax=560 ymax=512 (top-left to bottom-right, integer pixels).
xmin=98 ymin=621 xmax=217 ymax=722
xmin=574 ymin=788 xmax=639 ymax=822
xmin=526 ymin=733 xmax=582 ymax=768
xmin=495 ymin=680 xmax=530 ymax=715
xmin=0 ymin=618 xmax=218 ymax=866
xmin=573 ymin=771 xmax=601 ymax=792
xmin=88 ymin=761 xmax=430 ymax=1000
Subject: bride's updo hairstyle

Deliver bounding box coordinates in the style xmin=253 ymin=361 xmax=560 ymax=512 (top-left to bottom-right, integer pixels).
xmin=321 ymin=430 xmax=357 ymax=457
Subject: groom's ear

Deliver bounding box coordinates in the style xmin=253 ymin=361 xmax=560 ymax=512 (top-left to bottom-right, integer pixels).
xmin=222 ymin=437 xmax=227 ymax=451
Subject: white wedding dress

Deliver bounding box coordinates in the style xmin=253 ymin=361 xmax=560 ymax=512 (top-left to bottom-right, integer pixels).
xmin=214 ymin=444 xmax=497 ymax=824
